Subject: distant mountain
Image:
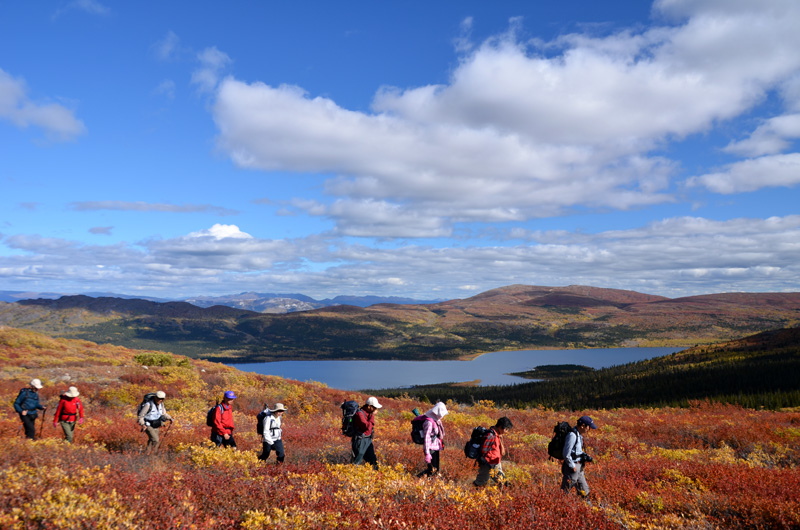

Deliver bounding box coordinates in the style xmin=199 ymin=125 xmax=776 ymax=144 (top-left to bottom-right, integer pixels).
xmin=182 ymin=291 xmax=441 ymax=312
xmin=0 ymin=290 xmax=65 ymax=303
xmin=1 ymin=284 xmax=799 ymax=362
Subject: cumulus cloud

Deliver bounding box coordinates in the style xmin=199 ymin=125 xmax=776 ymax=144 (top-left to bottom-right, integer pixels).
xmin=207 ymin=0 xmax=800 ymax=238
xmin=187 ymin=224 xmax=252 ymax=239
xmin=723 ymin=113 xmax=800 ymax=157
xmin=69 ymin=200 xmax=238 ymax=216
xmin=0 ymin=69 xmax=86 ymax=142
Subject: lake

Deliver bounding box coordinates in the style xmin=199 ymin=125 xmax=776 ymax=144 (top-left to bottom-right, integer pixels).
xmin=229 ymin=346 xmax=682 ymax=390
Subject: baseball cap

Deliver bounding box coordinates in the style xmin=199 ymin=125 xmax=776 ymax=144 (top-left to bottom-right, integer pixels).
xmin=578 ymin=415 xmax=598 ymax=429
xmin=366 ymin=396 xmax=382 ymax=409
xmin=224 ymin=390 xmax=237 ymax=400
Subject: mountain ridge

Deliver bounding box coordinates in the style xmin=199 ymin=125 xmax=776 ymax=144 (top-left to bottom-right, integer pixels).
xmin=1 ymin=284 xmax=798 ymax=362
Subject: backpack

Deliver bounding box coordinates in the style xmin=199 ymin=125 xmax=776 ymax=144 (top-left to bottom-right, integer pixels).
xmin=136 ymin=392 xmax=158 ymax=417
xmin=547 ymin=421 xmax=575 ymax=460
xmin=464 ymin=426 xmax=490 ymax=459
xmin=206 ymin=402 xmax=222 ymax=428
xmin=410 ymin=415 xmax=434 ymax=445
xmin=256 ymin=407 xmax=269 ymax=435
xmin=340 ymin=400 xmax=360 ymax=437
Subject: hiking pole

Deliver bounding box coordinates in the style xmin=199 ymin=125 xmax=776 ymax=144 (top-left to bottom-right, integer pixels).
xmin=155 ymin=420 xmax=173 ymax=455
xmin=39 ymin=408 xmax=47 ymax=439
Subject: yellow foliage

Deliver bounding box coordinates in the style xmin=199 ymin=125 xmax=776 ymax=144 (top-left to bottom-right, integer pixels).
xmin=178 ymin=443 xmax=259 ymax=475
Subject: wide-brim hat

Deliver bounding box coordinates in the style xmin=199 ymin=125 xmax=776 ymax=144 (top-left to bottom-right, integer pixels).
xmin=270 ymin=403 xmax=288 ymax=413
xmin=64 ymin=386 xmax=79 ymax=398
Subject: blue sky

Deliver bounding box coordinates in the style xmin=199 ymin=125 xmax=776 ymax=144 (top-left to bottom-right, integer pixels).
xmin=2 ymin=0 xmax=800 ymax=301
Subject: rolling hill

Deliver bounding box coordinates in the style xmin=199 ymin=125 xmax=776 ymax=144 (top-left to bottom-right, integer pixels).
xmin=1 ymin=284 xmax=799 ymax=362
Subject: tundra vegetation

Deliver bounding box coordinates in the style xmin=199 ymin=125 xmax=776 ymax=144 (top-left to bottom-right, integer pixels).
xmin=1 ymin=326 xmax=799 ymax=529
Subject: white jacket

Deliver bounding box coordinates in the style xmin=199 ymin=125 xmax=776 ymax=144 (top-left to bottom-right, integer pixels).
xmin=262 ymin=413 xmax=282 ymax=444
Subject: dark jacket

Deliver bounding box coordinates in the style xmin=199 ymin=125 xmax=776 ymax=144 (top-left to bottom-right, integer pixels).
xmin=14 ymin=388 xmax=44 ymax=418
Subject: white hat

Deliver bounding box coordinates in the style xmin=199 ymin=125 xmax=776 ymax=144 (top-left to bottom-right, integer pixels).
xmin=366 ymin=396 xmax=382 ymax=409
xmin=64 ymin=386 xmax=79 ymax=398
xmin=30 ymin=379 xmax=43 ymax=389
xmin=155 ymin=390 xmax=166 ymax=399
xmin=270 ymin=403 xmax=288 ymax=412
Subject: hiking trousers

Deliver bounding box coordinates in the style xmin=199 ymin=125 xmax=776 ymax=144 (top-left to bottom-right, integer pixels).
xmin=561 ymin=462 xmax=590 ymax=498
xmin=351 ymin=435 xmax=378 ymax=469
xmin=474 ymin=462 xmax=504 ymax=487
xmin=259 ymin=440 xmax=285 ymax=462
xmin=59 ymin=421 xmax=76 ymax=443
xmin=20 ymin=414 xmax=37 ymax=440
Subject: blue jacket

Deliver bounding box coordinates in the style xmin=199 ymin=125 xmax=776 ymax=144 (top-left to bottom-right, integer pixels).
xmin=14 ymin=388 xmax=44 ymax=418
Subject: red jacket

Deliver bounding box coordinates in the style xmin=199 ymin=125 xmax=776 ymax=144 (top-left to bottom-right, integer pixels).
xmin=213 ymin=403 xmax=235 ymax=435
xmin=54 ymin=396 xmax=84 ymax=423
xmin=353 ymin=409 xmax=375 ymax=437
xmin=481 ymin=428 xmax=505 ymax=465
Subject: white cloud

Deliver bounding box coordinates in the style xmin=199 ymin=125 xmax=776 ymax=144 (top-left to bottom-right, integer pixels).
xmin=154 ymin=31 xmax=180 ymax=61
xmin=686 ymin=153 xmax=800 ymax=193
xmin=207 ymin=0 xmax=800 ymax=237
xmin=187 ymin=224 xmax=253 ymax=240
xmin=0 ymin=69 xmax=86 ymax=141
xmin=2 ymin=215 xmax=798 ymax=299
xmin=723 ymin=113 xmax=800 ymax=157
xmin=192 ymin=47 xmax=232 ymax=93
xmin=69 ymin=201 xmax=238 ymax=216
xmin=52 ymin=0 xmax=110 ymax=19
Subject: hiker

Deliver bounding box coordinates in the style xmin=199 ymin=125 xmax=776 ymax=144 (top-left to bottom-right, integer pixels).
xmin=258 ymin=402 xmax=287 ymax=463
xmin=14 ymin=379 xmax=47 ymax=440
xmin=417 ymin=401 xmax=448 ymax=478
xmin=561 ymin=415 xmax=598 ymax=500
xmin=351 ymin=396 xmax=382 ymax=469
xmin=53 ymin=386 xmax=84 ymax=443
xmin=211 ymin=390 xmax=237 ymax=448
xmin=473 ymin=416 xmax=513 ymax=487
xmin=138 ymin=390 xmax=173 ymax=454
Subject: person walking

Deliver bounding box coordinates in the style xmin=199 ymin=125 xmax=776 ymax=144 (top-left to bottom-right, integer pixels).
xmin=258 ymin=403 xmax=287 ymax=463
xmin=14 ymin=379 xmax=47 ymax=440
xmin=473 ymin=416 xmax=513 ymax=487
xmin=53 ymin=386 xmax=84 ymax=443
xmin=561 ymin=415 xmax=598 ymax=500
xmin=417 ymin=401 xmax=448 ymax=478
xmin=137 ymin=390 xmax=173 ymax=454
xmin=211 ymin=390 xmax=237 ymax=448
xmin=351 ymin=396 xmax=382 ymax=469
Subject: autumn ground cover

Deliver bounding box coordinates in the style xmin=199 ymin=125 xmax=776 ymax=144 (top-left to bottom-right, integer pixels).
xmin=1 ymin=326 xmax=799 ymax=529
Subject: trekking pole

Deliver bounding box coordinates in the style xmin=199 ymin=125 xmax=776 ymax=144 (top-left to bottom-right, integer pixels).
xmin=155 ymin=420 xmax=173 ymax=454
xmin=39 ymin=408 xmax=47 ymax=439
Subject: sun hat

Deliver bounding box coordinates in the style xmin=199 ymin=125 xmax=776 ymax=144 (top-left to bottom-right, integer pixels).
xmin=224 ymin=390 xmax=237 ymax=400
xmin=578 ymin=415 xmax=598 ymax=429
xmin=30 ymin=379 xmax=43 ymax=389
xmin=155 ymin=391 xmax=166 ymax=399
xmin=270 ymin=403 xmax=288 ymax=413
xmin=365 ymin=396 xmax=382 ymax=409
xmin=64 ymin=386 xmax=80 ymax=398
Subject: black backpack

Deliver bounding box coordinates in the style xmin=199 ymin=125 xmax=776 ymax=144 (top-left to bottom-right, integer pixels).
xmin=410 ymin=415 xmax=433 ymax=445
xmin=206 ymin=402 xmax=222 ymax=427
xmin=136 ymin=392 xmax=158 ymax=417
xmin=464 ymin=426 xmax=490 ymax=459
xmin=547 ymin=421 xmax=575 ymax=460
xmin=340 ymin=400 xmax=360 ymax=437
xmin=256 ymin=406 xmax=269 ymax=435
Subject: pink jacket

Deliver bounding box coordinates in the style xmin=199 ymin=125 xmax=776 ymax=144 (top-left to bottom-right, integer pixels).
xmin=422 ymin=402 xmax=448 ymax=455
